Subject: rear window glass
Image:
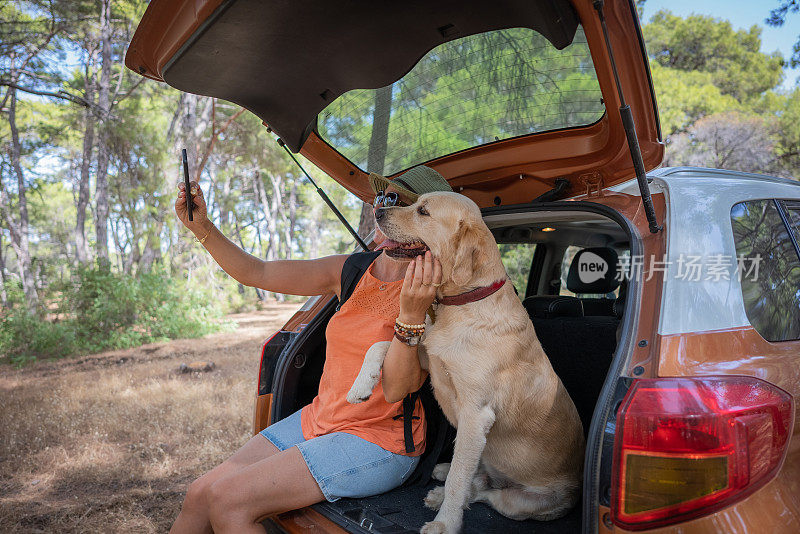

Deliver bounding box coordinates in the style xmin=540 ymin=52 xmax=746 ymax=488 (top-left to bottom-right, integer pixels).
xmin=498 ymin=243 xmax=537 ymax=300
xmin=731 ymin=200 xmax=800 ymax=342
xmin=317 ymin=26 xmax=605 ymax=176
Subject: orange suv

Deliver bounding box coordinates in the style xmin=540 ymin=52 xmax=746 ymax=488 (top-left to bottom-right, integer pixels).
xmin=127 ymin=1 xmax=799 ymax=532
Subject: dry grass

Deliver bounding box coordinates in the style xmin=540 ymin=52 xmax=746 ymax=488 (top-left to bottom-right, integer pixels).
xmin=0 ymin=303 xmax=299 ymax=533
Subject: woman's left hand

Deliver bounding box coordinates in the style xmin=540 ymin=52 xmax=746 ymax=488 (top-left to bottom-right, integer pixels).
xmin=399 ymin=250 xmax=442 ymax=324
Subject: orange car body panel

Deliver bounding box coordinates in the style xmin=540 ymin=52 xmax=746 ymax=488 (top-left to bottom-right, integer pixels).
xmin=263 ymin=508 xmax=349 ymax=533
xmin=124 ymin=0 xmax=225 ymax=81
xmin=252 ymin=393 xmax=272 ymax=436
xmin=643 ymin=328 xmax=800 ymax=533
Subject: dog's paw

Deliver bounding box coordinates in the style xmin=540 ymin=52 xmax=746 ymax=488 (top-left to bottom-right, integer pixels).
xmin=346 ymin=388 xmax=371 ymax=404
xmin=346 ymin=377 xmax=377 ymax=404
xmin=431 ymin=463 xmax=451 ymax=481
xmin=424 ymin=486 xmax=445 ymax=510
xmin=420 ymin=521 xmax=447 ymax=534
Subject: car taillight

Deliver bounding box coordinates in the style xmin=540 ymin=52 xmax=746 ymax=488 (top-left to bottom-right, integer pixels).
xmin=611 ymin=376 xmax=794 ymax=531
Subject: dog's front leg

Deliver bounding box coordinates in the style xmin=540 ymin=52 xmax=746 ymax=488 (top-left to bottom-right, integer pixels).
xmin=347 ymin=341 xmax=391 ymax=404
xmin=421 ymin=405 xmax=495 ymax=534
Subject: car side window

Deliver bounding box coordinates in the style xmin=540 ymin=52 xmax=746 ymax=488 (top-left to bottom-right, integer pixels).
xmin=498 ymin=243 xmax=536 ymax=300
xmin=783 ymin=201 xmax=800 ymax=242
xmin=731 ymin=200 xmax=800 ymax=342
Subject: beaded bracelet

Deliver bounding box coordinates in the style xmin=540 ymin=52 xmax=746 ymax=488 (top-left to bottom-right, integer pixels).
xmin=394 ymin=318 xmax=425 ymax=339
xmin=395 ymin=326 xmax=423 ymax=337
xmin=395 ymin=318 xmax=425 ymax=330
xmin=395 ymin=320 xmax=424 ymax=336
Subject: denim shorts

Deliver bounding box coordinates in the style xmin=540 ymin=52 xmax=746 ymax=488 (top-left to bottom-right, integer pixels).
xmin=259 ymin=408 xmax=420 ymax=502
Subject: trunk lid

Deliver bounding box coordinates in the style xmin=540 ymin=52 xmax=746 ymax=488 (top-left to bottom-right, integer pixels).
xmin=126 ymin=0 xmax=663 ymax=207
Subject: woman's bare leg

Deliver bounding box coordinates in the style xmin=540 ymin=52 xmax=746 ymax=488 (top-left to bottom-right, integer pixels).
xmin=170 ymin=434 xmax=281 ymax=534
xmin=206 ymin=445 xmax=325 ymax=534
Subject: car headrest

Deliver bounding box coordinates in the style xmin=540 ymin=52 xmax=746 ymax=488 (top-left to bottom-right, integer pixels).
xmin=567 ymin=247 xmax=621 ymax=294
xmin=523 ymin=296 xmax=584 ymax=319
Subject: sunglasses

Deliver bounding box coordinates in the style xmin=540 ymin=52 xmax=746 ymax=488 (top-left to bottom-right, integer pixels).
xmin=373 ymin=190 xmax=409 ymax=208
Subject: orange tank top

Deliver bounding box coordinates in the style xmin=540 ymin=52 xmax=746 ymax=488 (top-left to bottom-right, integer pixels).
xmin=300 ymin=261 xmax=426 ymax=456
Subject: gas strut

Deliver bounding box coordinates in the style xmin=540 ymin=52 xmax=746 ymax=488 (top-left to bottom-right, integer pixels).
xmin=277 ymin=139 xmax=369 ymax=250
xmin=593 ymin=0 xmax=661 ymax=234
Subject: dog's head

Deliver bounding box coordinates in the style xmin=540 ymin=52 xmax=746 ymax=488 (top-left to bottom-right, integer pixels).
xmin=375 ymin=191 xmax=500 ymax=288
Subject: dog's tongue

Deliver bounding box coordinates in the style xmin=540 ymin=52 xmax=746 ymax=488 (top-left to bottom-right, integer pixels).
xmin=375 ymin=238 xmax=402 ymax=251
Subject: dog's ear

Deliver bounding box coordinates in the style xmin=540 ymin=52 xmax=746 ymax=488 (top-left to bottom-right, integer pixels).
xmin=450 ymin=219 xmax=489 ymax=287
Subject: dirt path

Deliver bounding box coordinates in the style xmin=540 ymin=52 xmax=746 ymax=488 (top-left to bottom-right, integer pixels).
xmin=0 ymin=303 xmax=300 ymax=533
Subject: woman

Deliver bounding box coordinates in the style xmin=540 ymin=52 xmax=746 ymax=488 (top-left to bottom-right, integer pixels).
xmin=170 ymin=165 xmax=452 ymax=534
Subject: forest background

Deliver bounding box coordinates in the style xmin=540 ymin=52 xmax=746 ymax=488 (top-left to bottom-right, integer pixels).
xmin=2 ymin=0 xmax=799 ymax=363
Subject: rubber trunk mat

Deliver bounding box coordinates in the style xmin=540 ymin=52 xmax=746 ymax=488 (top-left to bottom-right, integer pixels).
xmin=309 ymin=481 xmax=581 ymax=533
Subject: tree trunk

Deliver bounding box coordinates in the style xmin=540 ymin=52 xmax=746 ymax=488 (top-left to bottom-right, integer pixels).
xmin=307 ymin=204 xmax=322 ymax=260
xmin=367 ymin=84 xmax=392 ymax=175
xmin=6 ymin=86 xmax=39 ymax=309
xmin=268 ymin=174 xmax=283 ymax=262
xmin=93 ymin=0 xmax=113 ymax=266
xmin=139 ymin=226 xmax=161 ymax=273
xmin=269 ymin=174 xmax=285 ymax=300
xmin=286 ymin=178 xmax=298 ymax=259
xmin=357 ymin=83 xmax=393 ymax=239
xmin=254 ymin=172 xmax=285 ymax=301
xmin=250 ymin=176 xmax=269 ymax=301
xmin=75 ymin=55 xmax=96 ymax=264
xmin=232 ymin=218 xmax=262 ymax=300
xmin=0 ymin=230 xmax=7 ymax=307
xmin=218 ymin=162 xmax=231 ymax=232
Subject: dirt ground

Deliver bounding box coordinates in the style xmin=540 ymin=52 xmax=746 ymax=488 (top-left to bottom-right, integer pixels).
xmin=0 ymin=303 xmax=300 ymax=533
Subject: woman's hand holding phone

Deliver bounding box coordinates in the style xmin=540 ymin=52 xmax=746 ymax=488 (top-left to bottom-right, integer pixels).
xmin=176 ymin=180 xmax=210 ymax=236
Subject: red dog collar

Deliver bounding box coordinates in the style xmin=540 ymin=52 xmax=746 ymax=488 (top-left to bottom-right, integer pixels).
xmin=436 ymin=279 xmax=506 ymax=306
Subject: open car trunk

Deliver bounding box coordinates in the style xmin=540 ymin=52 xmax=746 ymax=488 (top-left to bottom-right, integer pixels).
xmin=261 ymin=201 xmax=638 ymax=533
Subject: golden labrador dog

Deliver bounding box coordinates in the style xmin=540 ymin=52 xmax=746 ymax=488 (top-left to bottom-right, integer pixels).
xmin=347 ymin=191 xmax=585 ymax=534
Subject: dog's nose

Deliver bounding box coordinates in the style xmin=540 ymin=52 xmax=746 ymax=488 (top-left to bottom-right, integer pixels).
xmin=374 ymin=207 xmax=387 ymax=222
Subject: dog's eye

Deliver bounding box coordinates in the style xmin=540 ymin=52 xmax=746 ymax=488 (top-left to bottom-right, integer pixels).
xmin=417 ymin=205 xmax=429 ymax=216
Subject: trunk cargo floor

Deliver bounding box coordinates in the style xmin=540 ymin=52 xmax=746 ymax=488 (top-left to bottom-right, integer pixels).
xmin=310 ymin=481 xmax=581 ymax=533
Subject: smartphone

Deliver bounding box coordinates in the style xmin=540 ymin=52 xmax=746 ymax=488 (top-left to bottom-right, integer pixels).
xmin=182 ymin=148 xmax=193 ymax=221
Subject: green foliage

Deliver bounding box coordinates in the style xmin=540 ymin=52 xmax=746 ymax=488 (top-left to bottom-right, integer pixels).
xmin=499 ymin=243 xmax=537 ymax=299
xmin=0 ymin=267 xmax=232 ymax=365
xmin=765 ymin=1 xmax=800 ymax=68
xmin=772 ymin=89 xmax=800 ymax=174
xmin=650 ymin=64 xmax=741 ymax=135
xmin=642 ymin=9 xmax=798 ymax=177
xmin=0 ymin=282 xmax=77 ymax=366
xmin=645 ymin=11 xmax=784 ymax=101
xmin=318 ymin=28 xmax=604 ymax=175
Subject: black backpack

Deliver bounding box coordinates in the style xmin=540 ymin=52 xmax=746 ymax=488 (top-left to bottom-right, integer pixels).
xmin=337 ymin=251 xmax=453 ymax=486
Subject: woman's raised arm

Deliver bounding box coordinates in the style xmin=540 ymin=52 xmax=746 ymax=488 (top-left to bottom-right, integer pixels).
xmin=176 ymin=180 xmax=348 ymax=297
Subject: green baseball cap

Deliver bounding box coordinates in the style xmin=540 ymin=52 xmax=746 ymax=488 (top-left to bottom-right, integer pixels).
xmin=368 ymin=165 xmax=452 ymax=203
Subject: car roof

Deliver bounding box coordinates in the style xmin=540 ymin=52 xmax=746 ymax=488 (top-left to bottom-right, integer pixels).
xmin=651 ymin=166 xmax=800 ymax=189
